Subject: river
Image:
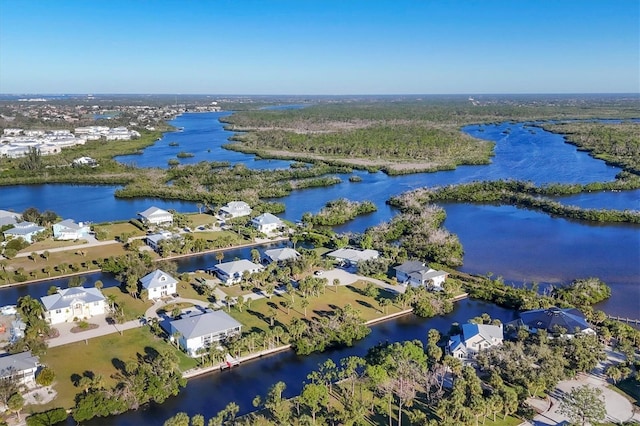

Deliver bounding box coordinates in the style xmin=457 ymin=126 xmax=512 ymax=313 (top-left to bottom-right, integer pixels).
xmin=1 ymin=112 xmax=636 ymax=315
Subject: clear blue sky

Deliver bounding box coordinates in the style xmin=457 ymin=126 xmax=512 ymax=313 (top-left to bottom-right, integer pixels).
xmin=0 ymin=0 xmax=638 ymax=94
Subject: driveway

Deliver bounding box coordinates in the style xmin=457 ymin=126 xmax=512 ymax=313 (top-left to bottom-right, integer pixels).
xmin=46 ymin=314 xmax=142 ymax=348
xmin=320 ymin=268 xmax=406 ymax=294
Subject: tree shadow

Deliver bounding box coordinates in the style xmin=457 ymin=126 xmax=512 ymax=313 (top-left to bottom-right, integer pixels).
xmin=356 ymin=299 xmax=375 ymax=310
xmin=346 ymin=285 xmax=365 ymax=296
xmin=112 ymin=358 xmax=127 ymax=374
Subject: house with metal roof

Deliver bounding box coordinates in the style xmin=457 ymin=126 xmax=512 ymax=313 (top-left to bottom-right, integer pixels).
xmin=138 ymin=206 xmax=173 ymax=226
xmin=209 ymin=259 xmax=264 ymax=285
xmin=447 ymin=323 xmax=504 ymax=361
xmin=0 ymin=210 xmax=20 ymax=227
xmin=251 ymin=213 xmax=284 ymax=234
xmin=326 ymin=248 xmax=379 ymax=266
xmin=170 ymin=310 xmax=242 ymax=357
xmin=394 ymin=260 xmax=448 ymax=290
xmin=263 ymin=247 xmax=300 ymax=264
xmin=517 ymin=307 xmax=595 ymax=336
xmin=140 ymin=269 xmax=178 ymax=300
xmin=0 ymin=351 xmax=40 ymax=384
xmin=2 ymin=221 xmax=45 ymax=244
xmin=40 ymin=286 xmax=106 ymax=324
xmin=218 ymin=201 xmax=252 ymax=219
xmin=53 ymin=219 xmax=91 ymax=240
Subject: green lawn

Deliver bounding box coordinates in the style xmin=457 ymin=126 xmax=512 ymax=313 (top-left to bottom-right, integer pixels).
xmin=187 ymin=213 xmax=217 ymax=227
xmin=102 ymin=287 xmax=151 ymax=320
xmin=39 ymin=327 xmax=197 ymax=410
xmin=614 ymin=377 xmax=640 ymax=407
xmin=93 ymin=221 xmax=146 ymax=239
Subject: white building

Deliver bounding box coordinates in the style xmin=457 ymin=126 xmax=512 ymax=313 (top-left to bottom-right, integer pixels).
xmin=218 ymin=201 xmax=252 ymax=219
xmin=394 ymin=260 xmax=448 ymax=290
xmin=263 ymin=247 xmax=300 ymax=264
xmin=0 ymin=210 xmax=21 ymax=227
xmin=326 ymin=248 xmax=379 ymax=266
xmin=3 ymin=221 xmax=45 ymax=244
xmin=138 ymin=206 xmax=173 ymax=226
xmin=170 ymin=310 xmax=242 ymax=357
xmin=140 ymin=269 xmax=178 ymax=300
xmin=0 ymin=351 xmax=40 ymax=384
xmin=40 ymin=287 xmax=107 ymax=324
xmin=251 ymin=213 xmax=284 ymax=234
xmin=209 ymin=259 xmax=264 ymax=285
xmin=52 ymin=219 xmax=90 ymax=240
xmin=448 ymin=323 xmax=504 ymax=361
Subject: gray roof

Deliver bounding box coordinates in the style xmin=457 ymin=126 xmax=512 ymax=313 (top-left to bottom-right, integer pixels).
xmin=0 ymin=210 xmax=20 ymax=227
xmin=326 ymin=248 xmax=379 ymax=263
xmin=139 ymin=206 xmax=172 ymax=219
xmin=519 ymin=307 xmax=592 ymax=333
xmin=171 ymin=310 xmax=241 ymax=340
xmin=140 ymin=269 xmax=178 ymax=290
xmin=212 ymin=259 xmax=263 ymax=276
xmin=3 ymin=221 xmax=44 ymax=236
xmin=40 ymin=287 xmax=105 ymax=311
xmin=219 ymin=201 xmax=251 ymax=214
xmin=0 ymin=351 xmax=39 ymax=377
xmin=410 ymin=269 xmax=448 ymax=281
xmin=251 ymin=213 xmax=283 ymax=226
xmin=264 ymin=247 xmax=300 ymax=262
xmin=146 ymin=233 xmax=168 ymax=244
xmin=462 ymin=323 xmax=503 ymax=342
xmin=55 ymin=219 xmax=86 ymax=231
xmin=394 ymin=260 xmax=426 ymax=274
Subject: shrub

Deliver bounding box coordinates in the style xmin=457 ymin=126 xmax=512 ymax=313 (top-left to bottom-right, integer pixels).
xmin=35 ymin=367 xmax=55 ymax=386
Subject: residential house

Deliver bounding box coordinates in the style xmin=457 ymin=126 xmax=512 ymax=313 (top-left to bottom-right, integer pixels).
xmin=209 ymin=259 xmax=264 ymax=285
xmin=0 ymin=210 xmax=20 ymax=227
xmin=170 ymin=310 xmax=242 ymax=357
xmin=40 ymin=287 xmax=107 ymax=324
xmin=140 ymin=269 xmax=178 ymax=300
xmin=0 ymin=351 xmax=40 ymax=384
xmin=138 ymin=206 xmax=173 ymax=226
xmin=326 ymin=248 xmax=379 ymax=266
xmin=2 ymin=221 xmax=45 ymax=244
xmin=447 ymin=323 xmax=504 ymax=360
xmin=263 ymin=247 xmax=300 ymax=264
xmin=146 ymin=231 xmax=173 ymax=252
xmin=251 ymin=213 xmax=284 ymax=234
xmin=394 ymin=260 xmax=449 ymax=290
xmin=52 ymin=219 xmax=90 ymax=240
xmin=516 ymin=307 xmax=595 ymax=336
xmin=218 ymin=201 xmax=252 ymax=219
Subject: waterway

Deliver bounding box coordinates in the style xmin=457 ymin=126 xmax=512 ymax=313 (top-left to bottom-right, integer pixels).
xmin=0 ymin=112 xmax=638 ymax=317
xmin=89 ymin=299 xmax=517 ymax=425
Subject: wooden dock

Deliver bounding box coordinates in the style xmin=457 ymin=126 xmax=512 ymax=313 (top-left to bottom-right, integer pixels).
xmin=607 ymin=315 xmax=640 ymax=325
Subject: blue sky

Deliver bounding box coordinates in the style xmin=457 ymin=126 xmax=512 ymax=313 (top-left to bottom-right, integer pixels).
xmin=0 ymin=0 xmax=638 ymax=94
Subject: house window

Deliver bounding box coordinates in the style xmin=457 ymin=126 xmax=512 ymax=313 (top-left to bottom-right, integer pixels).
xmin=161 ymin=285 xmax=167 ymax=290
xmin=94 ymin=302 xmax=100 ymax=306
xmin=55 ymin=309 xmax=62 ymax=314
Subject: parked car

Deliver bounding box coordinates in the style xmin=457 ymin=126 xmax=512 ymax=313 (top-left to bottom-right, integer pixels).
xmin=314 ymin=270 xmax=324 ymax=276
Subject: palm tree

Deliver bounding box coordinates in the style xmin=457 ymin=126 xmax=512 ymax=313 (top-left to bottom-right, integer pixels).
xmin=215 ymin=251 xmax=224 ymax=264
xmin=379 ymin=298 xmax=391 ymax=314
xmin=300 ymin=298 xmax=310 ymax=318
xmin=225 ymin=295 xmax=232 ymax=312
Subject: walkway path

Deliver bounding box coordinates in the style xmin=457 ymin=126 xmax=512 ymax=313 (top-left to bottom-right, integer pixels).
xmin=319 ymin=268 xmax=406 ymax=294
xmin=46 ymin=314 xmax=142 ymax=348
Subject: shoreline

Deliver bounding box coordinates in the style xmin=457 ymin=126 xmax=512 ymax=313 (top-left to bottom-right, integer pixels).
xmin=181 ymin=293 xmax=469 ymax=380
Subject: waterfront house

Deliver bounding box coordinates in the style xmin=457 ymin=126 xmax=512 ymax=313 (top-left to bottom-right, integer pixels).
xmin=326 ymin=248 xmax=379 ymax=266
xmin=218 ymin=201 xmax=252 ymax=219
xmin=0 ymin=210 xmax=21 ymax=227
xmin=138 ymin=206 xmax=173 ymax=226
xmin=146 ymin=231 xmax=173 ymax=252
xmin=394 ymin=260 xmax=448 ymax=290
xmin=263 ymin=247 xmax=300 ymax=265
xmin=40 ymin=286 xmax=107 ymax=325
xmin=209 ymin=259 xmax=264 ymax=285
xmin=52 ymin=219 xmax=91 ymax=240
xmin=140 ymin=269 xmax=178 ymax=300
xmin=251 ymin=213 xmax=284 ymax=234
xmin=516 ymin=306 xmax=595 ymax=336
xmin=169 ymin=310 xmax=242 ymax=357
xmin=2 ymin=221 xmax=45 ymax=244
xmin=0 ymin=351 xmax=40 ymax=384
xmin=447 ymin=323 xmax=504 ymax=361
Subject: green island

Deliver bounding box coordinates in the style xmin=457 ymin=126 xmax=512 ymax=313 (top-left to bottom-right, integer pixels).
xmin=303 ymin=199 xmax=378 ymax=226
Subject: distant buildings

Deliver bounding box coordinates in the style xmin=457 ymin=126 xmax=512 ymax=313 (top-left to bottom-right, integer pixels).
xmin=218 ymin=201 xmax=252 ymax=219
xmin=209 ymin=259 xmax=264 ymax=285
xmin=515 ymin=306 xmax=595 ymax=336
xmin=447 ymin=323 xmax=504 ymax=361
xmin=251 ymin=213 xmax=284 ymax=234
xmin=326 ymin=248 xmax=379 ymax=266
xmin=169 ymin=310 xmax=242 ymax=357
xmin=263 ymin=247 xmax=300 ymax=264
xmin=2 ymin=221 xmax=45 ymax=244
xmin=138 ymin=206 xmax=173 ymax=226
xmin=52 ymin=219 xmax=90 ymax=240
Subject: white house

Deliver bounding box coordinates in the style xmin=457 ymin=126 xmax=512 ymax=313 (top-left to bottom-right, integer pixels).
xmin=394 ymin=260 xmax=449 ymax=290
xmin=218 ymin=201 xmax=252 ymax=219
xmin=40 ymin=287 xmax=107 ymax=324
xmin=0 ymin=210 xmax=21 ymax=227
xmin=138 ymin=206 xmax=173 ymax=226
xmin=326 ymin=248 xmax=379 ymax=266
xmin=170 ymin=310 xmax=242 ymax=357
xmin=52 ymin=219 xmax=91 ymax=240
xmin=447 ymin=323 xmax=504 ymax=360
xmin=209 ymin=259 xmax=264 ymax=285
xmin=2 ymin=221 xmax=45 ymax=244
xmin=251 ymin=213 xmax=284 ymax=234
xmin=146 ymin=231 xmax=173 ymax=252
xmin=263 ymin=247 xmax=300 ymax=264
xmin=140 ymin=269 xmax=178 ymax=300
xmin=0 ymin=351 xmax=40 ymax=384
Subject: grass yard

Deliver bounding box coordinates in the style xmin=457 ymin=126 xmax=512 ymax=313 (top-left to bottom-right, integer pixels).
xmin=102 ymin=287 xmax=151 ymax=320
xmin=18 ymin=239 xmax=88 ymax=253
xmin=93 ymin=221 xmax=146 ymax=239
xmin=614 ymin=377 xmax=640 ymax=407
xmin=187 ymin=213 xmax=217 ymax=227
xmin=193 ymin=230 xmax=247 ymax=247
xmin=227 ymin=281 xmax=403 ymax=336
xmin=39 ymin=327 xmax=197 ymax=410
